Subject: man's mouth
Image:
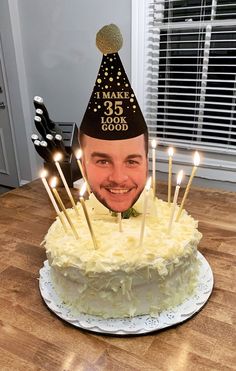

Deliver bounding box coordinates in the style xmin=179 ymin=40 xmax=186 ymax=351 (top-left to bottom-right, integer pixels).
xmin=104 ymin=188 xmax=131 ymax=194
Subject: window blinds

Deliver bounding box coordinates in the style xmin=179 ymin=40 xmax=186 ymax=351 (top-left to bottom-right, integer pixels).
xmin=145 ymin=0 xmax=236 ymax=154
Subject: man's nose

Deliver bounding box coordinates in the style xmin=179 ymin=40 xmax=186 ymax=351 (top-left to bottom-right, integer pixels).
xmin=108 ymin=165 xmax=128 ymax=184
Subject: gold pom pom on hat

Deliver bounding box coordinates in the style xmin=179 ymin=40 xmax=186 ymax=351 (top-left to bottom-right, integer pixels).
xmin=96 ymin=24 xmax=123 ymax=54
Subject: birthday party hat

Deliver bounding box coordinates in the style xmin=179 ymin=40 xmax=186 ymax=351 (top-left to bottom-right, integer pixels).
xmin=80 ymin=24 xmax=147 ymax=140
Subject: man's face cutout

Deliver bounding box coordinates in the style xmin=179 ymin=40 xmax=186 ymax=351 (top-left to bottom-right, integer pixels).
xmin=81 ymin=134 xmax=148 ymax=212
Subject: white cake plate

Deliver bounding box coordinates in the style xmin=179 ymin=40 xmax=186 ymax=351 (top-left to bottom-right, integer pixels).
xmin=39 ymin=252 xmax=213 ymax=335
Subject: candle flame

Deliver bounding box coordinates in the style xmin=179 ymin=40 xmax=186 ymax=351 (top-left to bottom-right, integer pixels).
xmin=50 ymin=177 xmax=57 ymax=189
xmin=75 ymin=149 xmax=83 ymax=160
xmin=80 ymin=181 xmax=87 ymax=197
xmin=145 ymin=176 xmax=152 ymax=191
xmin=40 ymin=169 xmax=48 ymax=178
xmin=193 ymin=151 xmax=200 ymax=166
xmin=151 ymin=139 xmax=157 ymax=149
xmin=177 ymin=170 xmax=183 ymax=185
xmin=54 ymin=152 xmax=63 ymax=162
xmin=168 ymin=147 xmax=174 ymax=157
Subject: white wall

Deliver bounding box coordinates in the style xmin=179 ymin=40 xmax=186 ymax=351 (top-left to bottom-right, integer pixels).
xmin=0 ymin=0 xmax=33 ymax=184
xmin=12 ymin=0 xmax=132 ymax=181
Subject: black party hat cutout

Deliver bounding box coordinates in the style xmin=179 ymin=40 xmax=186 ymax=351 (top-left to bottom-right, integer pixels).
xmin=80 ymin=24 xmax=147 ymax=140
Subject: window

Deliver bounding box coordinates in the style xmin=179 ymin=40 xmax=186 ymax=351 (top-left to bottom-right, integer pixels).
xmin=132 ymin=0 xmax=236 ymax=182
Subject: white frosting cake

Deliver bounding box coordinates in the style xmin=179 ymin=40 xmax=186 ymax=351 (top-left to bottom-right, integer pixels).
xmin=44 ymin=193 xmax=202 ymax=318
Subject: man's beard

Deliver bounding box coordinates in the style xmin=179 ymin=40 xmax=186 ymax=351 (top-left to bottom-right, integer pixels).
xmin=83 ymin=166 xmax=143 ymax=212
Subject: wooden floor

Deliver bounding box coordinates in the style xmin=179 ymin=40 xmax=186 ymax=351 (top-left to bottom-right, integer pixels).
xmin=0 ymin=179 xmax=235 ymax=370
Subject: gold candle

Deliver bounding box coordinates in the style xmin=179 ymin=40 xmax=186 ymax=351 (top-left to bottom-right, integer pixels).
xmin=168 ymin=170 xmax=183 ymax=234
xmin=118 ymin=213 xmax=122 ymax=232
xmin=151 ymin=139 xmax=157 ymax=198
xmin=168 ymin=147 xmax=174 ymax=206
xmin=176 ymin=151 xmax=200 ymax=221
xmin=54 ymin=153 xmax=80 ymax=218
xmin=50 ymin=177 xmax=79 ymax=240
xmin=79 ymin=182 xmax=98 ymax=249
xmin=75 ymin=149 xmax=91 ymax=195
xmin=40 ymin=170 xmax=67 ymax=232
xmin=139 ymin=177 xmax=152 ymax=247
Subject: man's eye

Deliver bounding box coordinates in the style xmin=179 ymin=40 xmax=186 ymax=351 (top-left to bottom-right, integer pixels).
xmin=96 ymin=159 xmax=110 ymax=166
xmin=126 ymin=160 xmax=140 ymax=167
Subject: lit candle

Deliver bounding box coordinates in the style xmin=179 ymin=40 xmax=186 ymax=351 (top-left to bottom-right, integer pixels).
xmin=151 ymin=139 xmax=157 ymax=198
xmin=139 ymin=177 xmax=152 ymax=247
xmin=176 ymin=151 xmax=200 ymax=221
xmin=54 ymin=153 xmax=80 ymax=218
xmin=75 ymin=149 xmax=91 ymax=195
xmin=168 ymin=147 xmax=174 ymax=206
xmin=168 ymin=170 xmax=183 ymax=234
xmin=50 ymin=177 xmax=79 ymax=240
xmin=40 ymin=170 xmax=67 ymax=233
xmin=118 ymin=213 xmax=122 ymax=232
xmin=79 ymin=182 xmax=98 ymax=249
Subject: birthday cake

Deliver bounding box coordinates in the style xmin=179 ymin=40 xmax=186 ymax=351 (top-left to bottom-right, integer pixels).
xmin=44 ymin=193 xmax=202 ymax=318
xmin=42 ymin=24 xmax=202 ymax=319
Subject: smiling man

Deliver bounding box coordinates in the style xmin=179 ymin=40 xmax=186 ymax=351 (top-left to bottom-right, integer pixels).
xmin=80 ymin=133 xmax=148 ymax=212
xmin=79 ymin=24 xmax=148 ymax=212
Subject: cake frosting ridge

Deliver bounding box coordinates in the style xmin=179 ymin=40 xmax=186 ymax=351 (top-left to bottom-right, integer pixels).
xmin=44 ymin=193 xmax=202 ymax=318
